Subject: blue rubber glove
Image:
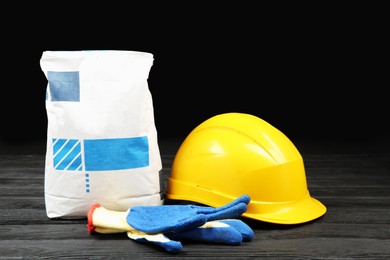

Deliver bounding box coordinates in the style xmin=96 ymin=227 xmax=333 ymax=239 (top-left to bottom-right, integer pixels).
xmin=126 ymin=194 xmax=250 ymax=233
xmin=126 ymin=219 xmax=254 ymax=253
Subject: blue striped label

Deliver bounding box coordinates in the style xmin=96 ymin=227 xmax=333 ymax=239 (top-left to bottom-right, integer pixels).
xmin=52 ymin=139 xmax=82 ymax=171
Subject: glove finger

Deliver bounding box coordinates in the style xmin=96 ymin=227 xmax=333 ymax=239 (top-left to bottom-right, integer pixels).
xmin=166 ymin=220 xmax=243 ymax=245
xmin=218 ymin=219 xmax=254 ymax=241
xmin=192 ymin=194 xmax=250 ymax=220
xmin=127 ymin=231 xmax=182 ymax=254
xmin=200 ymin=202 xmax=248 ymax=221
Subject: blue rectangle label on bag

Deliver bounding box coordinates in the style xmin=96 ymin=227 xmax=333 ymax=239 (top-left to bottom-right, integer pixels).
xmin=84 ymin=137 xmax=149 ymax=171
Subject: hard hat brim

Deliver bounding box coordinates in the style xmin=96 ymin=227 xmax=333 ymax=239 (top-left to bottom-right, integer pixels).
xmin=244 ymin=194 xmax=327 ymax=225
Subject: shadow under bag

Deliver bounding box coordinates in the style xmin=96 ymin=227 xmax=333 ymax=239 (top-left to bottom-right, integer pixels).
xmin=40 ymin=50 xmax=164 ymax=219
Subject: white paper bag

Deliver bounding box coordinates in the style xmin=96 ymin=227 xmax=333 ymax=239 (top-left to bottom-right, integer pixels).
xmin=40 ymin=50 xmax=164 ymax=219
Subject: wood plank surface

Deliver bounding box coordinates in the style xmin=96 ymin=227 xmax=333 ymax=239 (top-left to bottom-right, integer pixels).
xmin=0 ymin=140 xmax=389 ymax=259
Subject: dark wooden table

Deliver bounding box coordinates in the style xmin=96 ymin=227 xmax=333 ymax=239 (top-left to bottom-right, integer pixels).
xmin=1 ymin=138 xmax=389 ymax=259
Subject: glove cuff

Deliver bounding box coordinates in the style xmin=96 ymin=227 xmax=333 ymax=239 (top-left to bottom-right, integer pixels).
xmin=87 ymin=203 xmax=101 ymax=233
xmin=87 ymin=203 xmax=133 ymax=233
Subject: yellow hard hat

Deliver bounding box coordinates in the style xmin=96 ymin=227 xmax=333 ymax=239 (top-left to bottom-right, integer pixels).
xmin=166 ymin=112 xmax=326 ymax=224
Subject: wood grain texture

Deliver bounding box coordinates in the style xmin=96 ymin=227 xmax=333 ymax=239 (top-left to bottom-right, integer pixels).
xmin=0 ymin=140 xmax=389 ymax=259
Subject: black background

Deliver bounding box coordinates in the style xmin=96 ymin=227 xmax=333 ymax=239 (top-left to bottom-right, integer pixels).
xmin=1 ymin=3 xmax=388 ymax=149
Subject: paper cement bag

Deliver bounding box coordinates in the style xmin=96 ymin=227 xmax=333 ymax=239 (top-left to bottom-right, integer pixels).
xmin=40 ymin=50 xmax=164 ymax=219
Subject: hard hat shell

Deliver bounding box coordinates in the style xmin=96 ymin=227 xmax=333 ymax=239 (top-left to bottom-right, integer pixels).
xmin=166 ymin=112 xmax=326 ymax=224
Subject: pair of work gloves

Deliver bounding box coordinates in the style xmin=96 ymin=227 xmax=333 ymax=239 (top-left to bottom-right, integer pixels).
xmin=87 ymin=194 xmax=254 ymax=253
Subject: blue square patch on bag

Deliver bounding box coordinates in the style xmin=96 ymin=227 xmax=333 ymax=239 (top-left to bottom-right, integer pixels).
xmin=47 ymin=71 xmax=80 ymax=102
